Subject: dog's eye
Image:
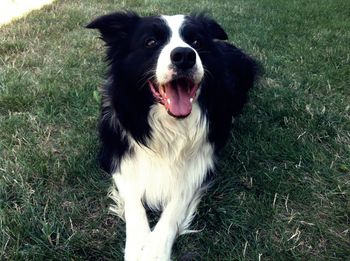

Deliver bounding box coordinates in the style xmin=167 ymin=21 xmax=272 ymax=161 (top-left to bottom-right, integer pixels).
xmin=145 ymin=38 xmax=158 ymax=48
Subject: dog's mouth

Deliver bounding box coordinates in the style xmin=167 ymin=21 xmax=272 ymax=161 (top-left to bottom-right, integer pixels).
xmin=148 ymin=78 xmax=199 ymax=118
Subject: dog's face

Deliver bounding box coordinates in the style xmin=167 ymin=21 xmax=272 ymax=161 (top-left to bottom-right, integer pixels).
xmin=87 ymin=12 xmax=228 ymax=118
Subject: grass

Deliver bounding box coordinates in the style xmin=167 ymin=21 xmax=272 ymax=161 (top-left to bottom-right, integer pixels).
xmin=0 ymin=0 xmax=349 ymax=260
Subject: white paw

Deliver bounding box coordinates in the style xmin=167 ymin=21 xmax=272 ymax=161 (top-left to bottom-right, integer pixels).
xmin=124 ymin=250 xmax=138 ymax=261
xmin=138 ymin=247 xmax=170 ymax=261
xmin=138 ymin=232 xmax=171 ymax=261
xmin=124 ymin=230 xmax=151 ymax=261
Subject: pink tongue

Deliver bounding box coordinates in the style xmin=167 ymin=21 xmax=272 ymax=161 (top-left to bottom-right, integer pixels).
xmin=164 ymin=82 xmax=192 ymax=117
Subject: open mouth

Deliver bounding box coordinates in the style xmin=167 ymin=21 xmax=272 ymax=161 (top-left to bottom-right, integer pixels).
xmin=148 ymin=78 xmax=199 ymax=118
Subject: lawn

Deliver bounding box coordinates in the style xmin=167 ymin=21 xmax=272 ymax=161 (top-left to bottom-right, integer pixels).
xmin=0 ymin=0 xmax=349 ymax=260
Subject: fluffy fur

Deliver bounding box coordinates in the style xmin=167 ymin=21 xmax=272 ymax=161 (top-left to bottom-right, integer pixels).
xmin=87 ymin=11 xmax=257 ymax=261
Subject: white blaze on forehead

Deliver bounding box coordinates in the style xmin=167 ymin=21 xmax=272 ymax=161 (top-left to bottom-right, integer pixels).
xmin=162 ymin=15 xmax=185 ymax=33
xmin=155 ymin=15 xmax=204 ymax=85
xmin=162 ymin=15 xmax=186 ymax=37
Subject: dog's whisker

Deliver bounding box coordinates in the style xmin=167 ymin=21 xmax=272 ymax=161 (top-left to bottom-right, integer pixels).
xmin=136 ymin=68 xmax=157 ymax=88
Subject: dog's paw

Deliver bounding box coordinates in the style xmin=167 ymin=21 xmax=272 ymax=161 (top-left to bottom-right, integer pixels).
xmin=124 ymin=251 xmax=138 ymax=261
xmin=138 ymin=247 xmax=170 ymax=261
xmin=137 ymin=232 xmax=171 ymax=261
xmin=124 ymin=231 xmax=151 ymax=261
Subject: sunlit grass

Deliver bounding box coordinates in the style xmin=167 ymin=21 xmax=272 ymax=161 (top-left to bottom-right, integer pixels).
xmin=0 ymin=0 xmax=55 ymax=26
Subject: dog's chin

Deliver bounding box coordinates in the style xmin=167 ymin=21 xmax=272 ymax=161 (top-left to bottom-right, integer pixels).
xmin=148 ymin=78 xmax=200 ymax=118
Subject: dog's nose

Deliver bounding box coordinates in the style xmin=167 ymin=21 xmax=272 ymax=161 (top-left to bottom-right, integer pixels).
xmin=170 ymin=47 xmax=196 ymax=70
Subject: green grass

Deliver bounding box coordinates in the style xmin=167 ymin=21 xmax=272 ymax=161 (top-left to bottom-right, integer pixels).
xmin=1 ymin=0 xmax=349 ymax=260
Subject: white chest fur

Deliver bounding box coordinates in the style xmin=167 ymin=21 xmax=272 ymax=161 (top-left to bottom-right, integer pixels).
xmin=141 ymin=103 xmax=214 ymax=209
xmin=112 ymin=103 xmax=214 ymax=212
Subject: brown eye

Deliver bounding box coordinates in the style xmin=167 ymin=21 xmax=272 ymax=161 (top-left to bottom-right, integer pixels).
xmin=145 ymin=38 xmax=158 ymax=48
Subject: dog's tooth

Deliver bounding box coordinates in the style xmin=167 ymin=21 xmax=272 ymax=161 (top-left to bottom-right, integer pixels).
xmin=167 ymin=98 xmax=171 ymax=104
xmin=190 ymin=98 xmax=193 ymax=103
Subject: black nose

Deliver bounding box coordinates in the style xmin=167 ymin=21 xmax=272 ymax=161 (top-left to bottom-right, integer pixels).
xmin=170 ymin=47 xmax=196 ymax=70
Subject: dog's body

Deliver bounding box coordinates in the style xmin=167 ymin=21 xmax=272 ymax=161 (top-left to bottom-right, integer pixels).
xmin=87 ymin=11 xmax=257 ymax=260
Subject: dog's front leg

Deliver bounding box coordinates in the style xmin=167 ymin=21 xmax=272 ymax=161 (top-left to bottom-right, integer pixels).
xmin=113 ymin=174 xmax=151 ymax=261
xmin=124 ymin=199 xmax=151 ymax=261
xmin=139 ymin=193 xmax=200 ymax=261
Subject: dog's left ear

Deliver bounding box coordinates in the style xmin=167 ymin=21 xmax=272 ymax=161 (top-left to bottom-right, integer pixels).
xmin=193 ymin=13 xmax=228 ymax=40
xmin=86 ymin=11 xmax=139 ymax=45
xmin=206 ymin=17 xmax=228 ymax=40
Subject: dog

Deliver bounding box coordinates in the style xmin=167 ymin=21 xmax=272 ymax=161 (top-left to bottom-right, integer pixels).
xmin=87 ymin=11 xmax=257 ymax=260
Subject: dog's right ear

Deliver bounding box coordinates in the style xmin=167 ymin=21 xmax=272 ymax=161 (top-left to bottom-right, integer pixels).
xmin=86 ymin=11 xmax=139 ymax=44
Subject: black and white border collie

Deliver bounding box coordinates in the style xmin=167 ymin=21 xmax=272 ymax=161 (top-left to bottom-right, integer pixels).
xmin=87 ymin=11 xmax=257 ymax=261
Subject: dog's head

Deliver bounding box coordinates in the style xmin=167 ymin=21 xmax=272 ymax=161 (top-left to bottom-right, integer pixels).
xmin=87 ymin=11 xmax=228 ymax=118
